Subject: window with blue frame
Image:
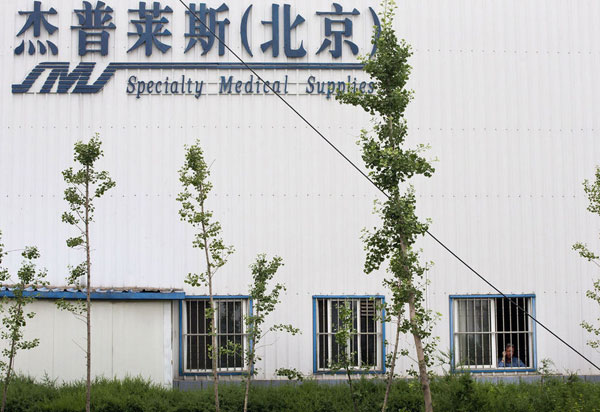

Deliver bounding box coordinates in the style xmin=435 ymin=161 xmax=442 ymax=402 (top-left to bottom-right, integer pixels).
xmin=182 ymin=298 xmax=248 ymax=373
xmin=314 ymin=297 xmax=384 ymax=372
xmin=450 ymin=295 xmax=536 ymax=371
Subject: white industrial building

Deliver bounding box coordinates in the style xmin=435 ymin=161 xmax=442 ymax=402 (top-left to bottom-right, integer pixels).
xmin=1 ymin=0 xmax=599 ymax=386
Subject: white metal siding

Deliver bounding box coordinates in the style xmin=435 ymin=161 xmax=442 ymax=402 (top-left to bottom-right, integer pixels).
xmin=0 ymin=0 xmax=599 ymax=378
xmin=7 ymin=300 xmax=173 ymax=385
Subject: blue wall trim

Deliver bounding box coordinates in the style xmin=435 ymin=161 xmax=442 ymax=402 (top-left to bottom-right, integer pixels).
xmin=312 ymin=295 xmax=385 ymax=299
xmin=381 ymin=296 xmax=386 ymax=374
xmin=312 ymin=297 xmax=317 ymax=373
xmin=312 ymin=295 xmax=386 ymax=374
xmin=248 ymin=297 xmax=255 ymax=376
xmin=0 ymin=290 xmax=185 ymax=301
xmin=314 ymin=369 xmax=386 ymax=375
xmin=449 ymin=297 xmax=455 ymax=368
xmin=178 ymin=300 xmax=183 ymax=378
xmin=449 ymin=294 xmax=536 ymax=299
xmin=180 ymin=371 xmax=245 ymax=377
xmin=185 ymin=295 xmax=250 ymax=300
xmin=532 ymin=296 xmax=538 ymax=371
xmin=449 ymin=294 xmax=537 ymax=374
xmin=453 ymin=368 xmax=538 ymax=374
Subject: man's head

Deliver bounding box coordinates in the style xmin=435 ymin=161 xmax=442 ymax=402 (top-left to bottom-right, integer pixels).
xmin=505 ymin=343 xmax=515 ymax=358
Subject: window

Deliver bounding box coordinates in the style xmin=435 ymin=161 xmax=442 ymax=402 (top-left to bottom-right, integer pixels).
xmin=314 ymin=296 xmax=384 ymax=372
xmin=182 ymin=298 xmax=248 ymax=373
xmin=450 ymin=295 xmax=535 ymax=371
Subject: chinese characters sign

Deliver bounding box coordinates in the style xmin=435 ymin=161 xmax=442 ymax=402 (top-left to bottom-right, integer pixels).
xmin=14 ymin=1 xmax=380 ymax=58
xmin=15 ymin=1 xmax=59 ymax=55
xmin=12 ymin=1 xmax=381 ymax=97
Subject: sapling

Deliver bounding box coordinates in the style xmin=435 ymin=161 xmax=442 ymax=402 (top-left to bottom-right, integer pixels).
xmin=59 ymin=134 xmax=115 ymax=412
xmin=573 ymin=166 xmax=600 ymax=349
xmin=0 ymin=232 xmax=47 ymax=412
xmin=177 ymin=140 xmax=234 ymax=412
xmin=337 ymin=2 xmax=438 ymax=411
xmin=241 ymin=254 xmax=299 ymax=412
xmin=328 ymin=301 xmax=360 ymax=412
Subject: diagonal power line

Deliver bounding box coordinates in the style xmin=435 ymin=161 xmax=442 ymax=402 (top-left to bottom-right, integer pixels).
xmin=177 ymin=0 xmax=600 ymax=372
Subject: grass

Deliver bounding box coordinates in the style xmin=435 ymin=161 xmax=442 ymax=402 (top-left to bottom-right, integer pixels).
xmin=1 ymin=373 xmax=600 ymax=412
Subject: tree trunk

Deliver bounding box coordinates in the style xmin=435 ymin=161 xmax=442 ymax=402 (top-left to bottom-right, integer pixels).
xmin=346 ymin=367 xmax=359 ymax=412
xmin=408 ymin=292 xmax=433 ymax=412
xmin=243 ymin=311 xmax=256 ymax=412
xmin=381 ymin=316 xmax=401 ymax=412
xmin=208 ymin=279 xmax=219 ymax=412
xmin=1 ymin=301 xmax=22 ymax=412
xmin=398 ymin=234 xmax=433 ymax=412
xmin=85 ymin=168 xmax=91 ymax=412
xmin=201 ymin=201 xmax=219 ymax=412
xmin=243 ymin=350 xmax=252 ymax=412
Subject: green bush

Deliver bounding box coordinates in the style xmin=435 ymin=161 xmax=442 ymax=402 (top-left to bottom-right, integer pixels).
xmin=1 ymin=374 xmax=599 ymax=412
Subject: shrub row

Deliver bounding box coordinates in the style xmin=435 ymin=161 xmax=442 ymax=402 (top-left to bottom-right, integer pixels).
xmin=3 ymin=374 xmax=600 ymax=412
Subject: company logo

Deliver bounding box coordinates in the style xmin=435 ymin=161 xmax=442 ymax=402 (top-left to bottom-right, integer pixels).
xmin=12 ymin=1 xmax=380 ymax=96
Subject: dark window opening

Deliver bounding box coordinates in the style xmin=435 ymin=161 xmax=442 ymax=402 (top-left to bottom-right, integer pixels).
xmin=453 ymin=296 xmax=534 ymax=370
xmin=184 ymin=299 xmax=246 ymax=373
xmin=495 ymin=297 xmax=531 ymax=368
xmin=315 ymin=297 xmax=382 ymax=371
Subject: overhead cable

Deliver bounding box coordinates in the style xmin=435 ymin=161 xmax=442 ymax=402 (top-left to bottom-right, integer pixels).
xmin=177 ymin=0 xmax=600 ymax=372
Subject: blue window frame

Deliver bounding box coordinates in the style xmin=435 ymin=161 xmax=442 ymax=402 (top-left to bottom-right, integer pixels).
xmin=449 ymin=294 xmax=537 ymax=373
xmin=312 ymin=295 xmax=386 ymax=374
xmin=179 ymin=295 xmax=251 ymax=376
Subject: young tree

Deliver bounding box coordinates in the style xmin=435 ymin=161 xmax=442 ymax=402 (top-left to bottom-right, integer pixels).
xmin=60 ymin=134 xmax=115 ymax=412
xmin=337 ymin=2 xmax=437 ymax=411
xmin=242 ymin=254 xmax=299 ymax=412
xmin=328 ymin=301 xmax=361 ymax=412
xmin=177 ymin=140 xmax=234 ymax=412
xmin=573 ymin=166 xmax=600 ymax=349
xmin=0 ymin=233 xmax=47 ymax=412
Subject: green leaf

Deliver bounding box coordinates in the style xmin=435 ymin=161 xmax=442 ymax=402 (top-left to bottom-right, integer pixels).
xmin=66 ymin=237 xmax=84 ymax=248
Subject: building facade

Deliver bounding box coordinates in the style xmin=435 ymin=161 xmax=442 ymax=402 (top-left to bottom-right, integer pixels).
xmin=1 ymin=0 xmax=600 ymax=386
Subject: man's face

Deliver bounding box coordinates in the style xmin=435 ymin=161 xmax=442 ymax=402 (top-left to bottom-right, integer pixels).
xmin=506 ymin=346 xmax=514 ymax=358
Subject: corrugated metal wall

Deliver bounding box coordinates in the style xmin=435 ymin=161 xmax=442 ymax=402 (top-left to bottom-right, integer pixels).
xmin=1 ymin=0 xmax=599 ymax=378
xmin=6 ymin=300 xmax=173 ymax=384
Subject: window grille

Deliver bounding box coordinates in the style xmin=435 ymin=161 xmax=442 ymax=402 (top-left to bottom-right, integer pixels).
xmin=315 ymin=297 xmax=383 ymax=371
xmin=183 ymin=298 xmax=248 ymax=373
xmin=451 ymin=296 xmax=534 ymax=370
